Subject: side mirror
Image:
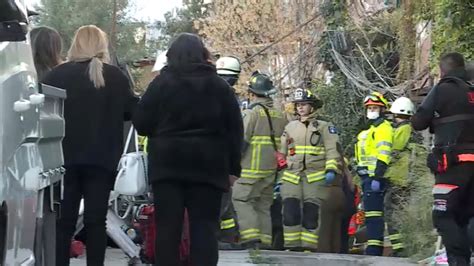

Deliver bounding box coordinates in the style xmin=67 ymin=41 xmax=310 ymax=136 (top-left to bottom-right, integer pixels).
xmin=0 ymin=0 xmax=28 ymax=23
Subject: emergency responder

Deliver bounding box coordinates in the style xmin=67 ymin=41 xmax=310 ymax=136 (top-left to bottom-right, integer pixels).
xmin=216 ymin=56 xmax=242 ymax=246
xmin=355 ymin=92 xmax=393 ymax=256
xmin=216 ymin=56 xmax=241 ymax=88
xmin=384 ymin=96 xmax=416 ymax=257
xmin=411 ymin=52 xmax=474 ymax=266
xmin=279 ymin=88 xmax=344 ymax=252
xmin=232 ymin=72 xmax=287 ymax=249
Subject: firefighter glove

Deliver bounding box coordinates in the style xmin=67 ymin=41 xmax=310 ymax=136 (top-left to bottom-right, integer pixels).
xmin=325 ymin=171 xmax=336 ymax=185
xmin=370 ymin=179 xmax=381 ymax=192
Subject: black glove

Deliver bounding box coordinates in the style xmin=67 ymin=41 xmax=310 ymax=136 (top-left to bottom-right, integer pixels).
xmin=374 ymin=160 xmax=388 ymax=179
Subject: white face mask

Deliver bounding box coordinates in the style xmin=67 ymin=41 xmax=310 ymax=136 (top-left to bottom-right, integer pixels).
xmin=367 ymin=110 xmax=380 ymax=120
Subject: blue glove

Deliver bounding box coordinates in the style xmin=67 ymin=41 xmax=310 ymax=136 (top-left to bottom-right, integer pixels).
xmin=325 ymin=171 xmax=336 ymax=185
xmin=370 ymin=179 xmax=381 ymax=192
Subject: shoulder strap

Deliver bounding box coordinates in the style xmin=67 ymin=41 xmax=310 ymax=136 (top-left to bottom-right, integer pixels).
xmin=254 ymin=103 xmax=278 ymax=151
xmin=432 ymin=114 xmax=474 ymax=126
xmin=123 ymin=125 xmax=139 ymax=155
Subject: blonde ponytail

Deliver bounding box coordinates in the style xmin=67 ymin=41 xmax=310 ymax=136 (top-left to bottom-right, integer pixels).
xmin=68 ymin=25 xmax=110 ymax=89
xmin=88 ymin=56 xmax=105 ymax=88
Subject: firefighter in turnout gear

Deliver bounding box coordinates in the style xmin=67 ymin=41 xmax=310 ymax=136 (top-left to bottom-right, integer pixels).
xmin=412 ymin=53 xmax=474 ymax=266
xmin=216 ymin=56 xmax=241 ymax=87
xmin=216 ymin=56 xmax=242 ymax=245
xmin=232 ymin=72 xmax=287 ymax=249
xmin=355 ymin=92 xmax=393 ymax=256
xmin=279 ymin=88 xmax=344 ymax=252
xmin=384 ymin=96 xmax=416 ymax=256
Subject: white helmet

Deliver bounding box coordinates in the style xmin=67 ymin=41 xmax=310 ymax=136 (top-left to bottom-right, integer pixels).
xmin=216 ymin=56 xmax=241 ymax=76
xmin=152 ymin=50 xmax=167 ymax=73
xmin=390 ymin=97 xmax=416 ymax=116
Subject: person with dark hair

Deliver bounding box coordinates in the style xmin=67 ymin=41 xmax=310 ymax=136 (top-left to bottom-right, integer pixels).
xmin=30 ymin=26 xmax=63 ymax=81
xmin=412 ymin=52 xmax=474 ymax=266
xmin=132 ymin=33 xmax=243 ymax=266
xmin=29 ymin=25 xmax=64 ymax=266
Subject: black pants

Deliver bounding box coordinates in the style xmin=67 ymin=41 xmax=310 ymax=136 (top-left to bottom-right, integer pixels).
xmin=56 ymin=165 xmax=113 ymax=266
xmin=432 ymin=162 xmax=474 ymax=265
xmin=340 ymin=184 xmax=356 ymax=254
xmin=152 ymin=181 xmax=222 ymax=266
xmin=270 ymin=196 xmax=284 ymax=250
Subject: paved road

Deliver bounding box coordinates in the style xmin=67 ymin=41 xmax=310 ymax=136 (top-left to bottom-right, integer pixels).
xmin=70 ymin=248 xmax=417 ymax=266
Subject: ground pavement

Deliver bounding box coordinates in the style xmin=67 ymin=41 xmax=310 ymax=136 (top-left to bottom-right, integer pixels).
xmin=70 ymin=248 xmax=418 ymax=266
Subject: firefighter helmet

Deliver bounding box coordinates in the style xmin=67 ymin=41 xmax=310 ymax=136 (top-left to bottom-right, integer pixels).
xmin=216 ymin=56 xmax=241 ymax=76
xmin=364 ymin=92 xmax=389 ymax=108
xmin=248 ymin=71 xmax=275 ymax=97
xmin=292 ymin=88 xmax=323 ymax=109
xmin=390 ymin=97 xmax=415 ymax=116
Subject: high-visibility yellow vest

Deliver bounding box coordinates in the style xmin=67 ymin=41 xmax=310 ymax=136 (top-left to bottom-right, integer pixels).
xmin=385 ymin=122 xmax=413 ymax=186
xmin=355 ymin=119 xmax=393 ymax=177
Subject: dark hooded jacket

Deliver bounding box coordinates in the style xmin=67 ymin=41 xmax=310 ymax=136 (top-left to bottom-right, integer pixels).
xmin=132 ymin=63 xmax=243 ymax=191
xmin=411 ymin=69 xmax=474 ymax=150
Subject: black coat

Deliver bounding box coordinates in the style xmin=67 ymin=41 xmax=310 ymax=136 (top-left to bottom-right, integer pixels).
xmin=43 ymin=61 xmax=138 ymax=172
xmin=411 ymin=69 xmax=474 ymax=149
xmin=132 ymin=63 xmax=243 ymax=191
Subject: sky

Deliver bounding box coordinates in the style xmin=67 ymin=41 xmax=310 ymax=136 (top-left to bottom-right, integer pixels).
xmin=26 ymin=0 xmax=183 ymax=21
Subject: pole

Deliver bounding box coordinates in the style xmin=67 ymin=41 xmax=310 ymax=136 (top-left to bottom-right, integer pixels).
xmin=110 ymin=0 xmax=118 ymax=51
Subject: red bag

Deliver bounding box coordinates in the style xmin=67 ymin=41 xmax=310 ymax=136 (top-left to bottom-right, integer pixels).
xmin=70 ymin=240 xmax=85 ymax=258
xmin=136 ymin=205 xmax=191 ymax=264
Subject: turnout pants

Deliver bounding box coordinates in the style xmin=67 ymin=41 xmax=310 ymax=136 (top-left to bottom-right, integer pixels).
xmin=432 ymin=162 xmax=474 ymax=265
xmin=384 ymin=183 xmax=408 ymax=256
xmin=281 ymin=175 xmax=344 ymax=251
xmin=361 ymin=177 xmax=386 ymax=256
xmin=219 ymin=191 xmax=239 ymax=242
xmin=232 ymin=175 xmax=274 ymax=246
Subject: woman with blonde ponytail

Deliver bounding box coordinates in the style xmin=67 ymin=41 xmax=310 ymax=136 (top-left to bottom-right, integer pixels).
xmin=43 ymin=25 xmax=138 ymax=266
xmin=67 ymin=25 xmax=110 ymax=88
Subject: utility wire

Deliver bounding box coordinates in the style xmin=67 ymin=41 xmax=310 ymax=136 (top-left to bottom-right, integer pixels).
xmin=241 ymin=12 xmax=321 ymax=65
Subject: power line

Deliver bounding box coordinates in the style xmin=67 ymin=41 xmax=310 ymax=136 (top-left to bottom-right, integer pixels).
xmin=241 ymin=12 xmax=321 ymax=65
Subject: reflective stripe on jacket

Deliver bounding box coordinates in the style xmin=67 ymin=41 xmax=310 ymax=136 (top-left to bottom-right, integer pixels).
xmin=241 ymin=98 xmax=287 ymax=178
xmin=355 ymin=119 xmax=393 ymax=177
xmin=280 ymin=117 xmax=341 ymax=184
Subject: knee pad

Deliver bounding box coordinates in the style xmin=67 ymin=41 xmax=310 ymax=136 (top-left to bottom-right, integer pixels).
xmin=283 ymin=198 xmax=301 ymax=226
xmin=302 ymin=202 xmax=319 ymax=230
